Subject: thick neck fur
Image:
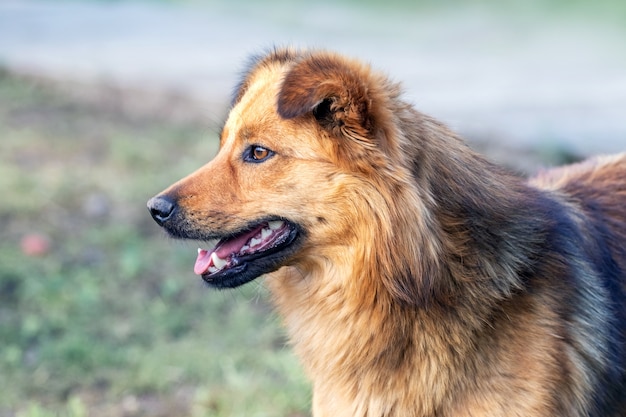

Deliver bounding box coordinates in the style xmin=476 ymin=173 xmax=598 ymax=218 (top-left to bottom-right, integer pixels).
xmin=268 ymin=99 xmax=553 ymax=416
xmin=406 ymin=111 xmax=546 ymax=306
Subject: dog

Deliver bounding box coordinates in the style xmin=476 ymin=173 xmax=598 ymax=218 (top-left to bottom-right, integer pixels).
xmin=147 ymin=48 xmax=626 ymax=416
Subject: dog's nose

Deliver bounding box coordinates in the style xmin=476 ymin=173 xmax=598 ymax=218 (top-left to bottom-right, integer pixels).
xmin=147 ymin=195 xmax=176 ymax=226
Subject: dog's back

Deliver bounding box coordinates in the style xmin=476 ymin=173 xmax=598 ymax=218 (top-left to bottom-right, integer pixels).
xmin=531 ymin=154 xmax=626 ymax=414
xmin=532 ymin=154 xmax=626 ymax=278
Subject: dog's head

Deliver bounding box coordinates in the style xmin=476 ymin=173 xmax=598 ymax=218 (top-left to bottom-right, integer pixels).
xmin=148 ymin=48 xmax=429 ymax=297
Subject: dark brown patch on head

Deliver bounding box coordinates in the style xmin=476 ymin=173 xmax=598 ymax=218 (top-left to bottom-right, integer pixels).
xmin=277 ymin=52 xmax=373 ymax=136
xmin=275 ymin=50 xmax=404 ymax=163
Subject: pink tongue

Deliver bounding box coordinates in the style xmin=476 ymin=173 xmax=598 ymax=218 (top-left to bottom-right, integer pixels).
xmin=215 ymin=225 xmax=264 ymax=258
xmin=194 ymin=249 xmax=212 ymax=275
xmin=193 ymin=225 xmax=266 ymax=275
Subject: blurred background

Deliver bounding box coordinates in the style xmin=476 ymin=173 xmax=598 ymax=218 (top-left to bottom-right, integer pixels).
xmin=0 ymin=1 xmax=624 ymax=416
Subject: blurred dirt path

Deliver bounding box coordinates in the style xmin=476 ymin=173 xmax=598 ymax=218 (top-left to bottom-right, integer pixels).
xmin=1 ymin=0 xmax=625 ymax=155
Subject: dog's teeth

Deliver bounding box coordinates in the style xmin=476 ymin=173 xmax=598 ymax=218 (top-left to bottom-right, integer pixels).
xmin=261 ymin=228 xmax=272 ymax=239
xmin=269 ymin=221 xmax=284 ymax=230
xmin=210 ymin=252 xmax=228 ymax=269
xmin=198 ymin=248 xmax=202 ymax=254
xmin=250 ymin=237 xmax=262 ymax=248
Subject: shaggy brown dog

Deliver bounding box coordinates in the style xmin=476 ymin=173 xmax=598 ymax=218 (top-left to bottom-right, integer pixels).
xmin=148 ymin=48 xmax=626 ymax=416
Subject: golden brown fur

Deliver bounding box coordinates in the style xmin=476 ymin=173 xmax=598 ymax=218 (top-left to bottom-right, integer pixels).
xmin=148 ymin=48 xmax=626 ymax=416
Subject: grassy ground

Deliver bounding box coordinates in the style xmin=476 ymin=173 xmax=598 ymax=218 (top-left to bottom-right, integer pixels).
xmin=0 ymin=71 xmax=310 ymax=417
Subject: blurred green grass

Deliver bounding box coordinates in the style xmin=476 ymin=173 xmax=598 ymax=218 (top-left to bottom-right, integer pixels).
xmin=0 ymin=71 xmax=310 ymax=417
xmin=77 ymin=0 xmax=626 ymax=20
xmin=103 ymin=0 xmax=626 ymax=23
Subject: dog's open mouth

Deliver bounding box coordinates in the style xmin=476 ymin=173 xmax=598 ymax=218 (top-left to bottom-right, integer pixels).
xmin=193 ymin=220 xmax=299 ymax=288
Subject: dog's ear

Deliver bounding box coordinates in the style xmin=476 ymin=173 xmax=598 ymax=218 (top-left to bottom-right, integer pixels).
xmin=277 ymin=54 xmax=375 ymax=142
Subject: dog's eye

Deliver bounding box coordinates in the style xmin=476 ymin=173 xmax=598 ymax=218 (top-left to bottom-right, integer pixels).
xmin=244 ymin=145 xmax=274 ymax=163
xmin=252 ymin=146 xmax=269 ymax=160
